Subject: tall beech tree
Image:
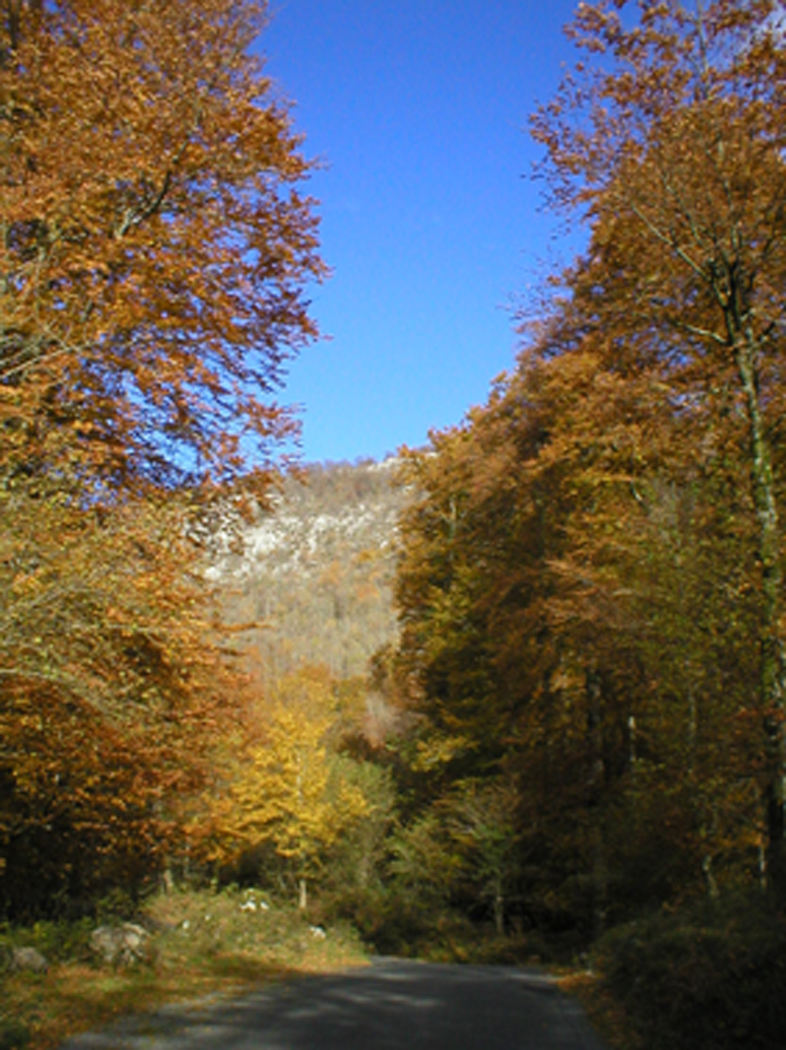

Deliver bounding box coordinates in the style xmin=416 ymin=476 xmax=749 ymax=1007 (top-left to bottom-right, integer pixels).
xmin=0 ymin=0 xmax=323 ymax=493
xmin=0 ymin=0 xmax=324 ymax=915
xmin=393 ymin=358 xmax=665 ymax=929
xmin=386 ymin=0 xmax=786 ymax=925
xmin=532 ymin=0 xmax=786 ymax=890
xmin=391 ymin=332 xmax=768 ymax=927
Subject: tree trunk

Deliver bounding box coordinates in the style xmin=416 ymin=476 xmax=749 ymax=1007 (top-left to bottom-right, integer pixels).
xmin=701 ymin=854 xmax=720 ymax=900
xmin=161 ymin=863 xmax=175 ymax=895
xmin=492 ymin=876 xmax=505 ymax=937
xmin=586 ymin=670 xmax=608 ymax=936
xmin=733 ymin=327 xmax=786 ymax=895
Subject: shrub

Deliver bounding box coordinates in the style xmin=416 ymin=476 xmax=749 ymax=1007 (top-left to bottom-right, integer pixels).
xmin=0 ymin=918 xmax=93 ymax=966
xmin=0 ymin=1017 xmax=29 ymax=1050
xmin=595 ymin=895 xmax=786 ymax=1050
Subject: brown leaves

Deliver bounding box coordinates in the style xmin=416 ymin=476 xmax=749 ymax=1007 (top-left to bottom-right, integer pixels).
xmin=0 ymin=2 xmax=325 ymax=914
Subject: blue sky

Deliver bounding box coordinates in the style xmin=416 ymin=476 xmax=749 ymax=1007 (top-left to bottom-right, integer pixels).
xmin=257 ymin=0 xmax=584 ymax=464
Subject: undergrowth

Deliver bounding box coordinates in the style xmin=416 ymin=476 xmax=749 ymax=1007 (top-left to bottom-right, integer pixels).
xmin=587 ymin=893 xmax=786 ymax=1050
xmin=0 ymin=885 xmax=367 ymax=1050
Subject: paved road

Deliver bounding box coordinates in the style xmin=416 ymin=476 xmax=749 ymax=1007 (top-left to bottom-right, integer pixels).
xmin=59 ymin=957 xmax=608 ymax=1049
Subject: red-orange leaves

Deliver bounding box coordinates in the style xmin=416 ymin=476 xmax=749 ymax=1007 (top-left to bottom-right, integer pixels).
xmin=0 ymin=489 xmax=246 ymax=917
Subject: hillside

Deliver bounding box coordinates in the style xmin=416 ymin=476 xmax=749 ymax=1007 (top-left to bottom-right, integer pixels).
xmin=211 ymin=458 xmax=410 ymax=684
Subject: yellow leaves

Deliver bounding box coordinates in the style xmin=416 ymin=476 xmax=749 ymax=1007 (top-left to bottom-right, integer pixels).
xmin=412 ymin=734 xmax=472 ymax=773
xmin=206 ymin=674 xmax=369 ymax=879
xmin=9 ymin=569 xmax=42 ymax=596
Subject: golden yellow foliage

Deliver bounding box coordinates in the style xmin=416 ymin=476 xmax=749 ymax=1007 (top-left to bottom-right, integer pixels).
xmin=205 ymin=669 xmax=368 ymax=906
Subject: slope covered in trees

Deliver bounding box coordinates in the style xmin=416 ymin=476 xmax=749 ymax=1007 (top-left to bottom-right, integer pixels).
xmin=212 ymin=459 xmax=407 ymax=684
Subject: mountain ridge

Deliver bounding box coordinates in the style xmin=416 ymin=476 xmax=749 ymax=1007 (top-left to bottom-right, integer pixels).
xmin=214 ymin=457 xmax=410 ymax=682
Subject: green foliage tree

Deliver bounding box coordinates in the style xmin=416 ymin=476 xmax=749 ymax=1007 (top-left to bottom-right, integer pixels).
xmin=441 ymin=777 xmax=520 ymax=936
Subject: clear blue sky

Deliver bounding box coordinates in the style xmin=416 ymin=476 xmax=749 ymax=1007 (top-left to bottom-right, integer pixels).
xmin=257 ymin=0 xmax=584 ymax=464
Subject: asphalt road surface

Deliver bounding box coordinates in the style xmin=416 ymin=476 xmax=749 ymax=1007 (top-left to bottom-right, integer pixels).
xmin=59 ymin=957 xmax=609 ymax=1050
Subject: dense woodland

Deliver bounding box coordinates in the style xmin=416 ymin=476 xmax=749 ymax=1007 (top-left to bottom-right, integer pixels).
xmin=2 ymin=0 xmax=786 ymax=1046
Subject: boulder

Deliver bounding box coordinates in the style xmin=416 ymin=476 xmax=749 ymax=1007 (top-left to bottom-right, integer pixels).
xmin=11 ymin=946 xmax=49 ymax=974
xmin=90 ymin=923 xmax=151 ymax=968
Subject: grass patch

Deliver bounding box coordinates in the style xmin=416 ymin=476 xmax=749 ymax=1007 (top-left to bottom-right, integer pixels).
xmin=0 ymin=886 xmax=368 ymax=1050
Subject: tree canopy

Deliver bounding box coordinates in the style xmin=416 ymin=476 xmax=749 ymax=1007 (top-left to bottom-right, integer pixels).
xmin=387 ymin=0 xmax=786 ymax=930
xmin=0 ymin=0 xmax=324 ymax=495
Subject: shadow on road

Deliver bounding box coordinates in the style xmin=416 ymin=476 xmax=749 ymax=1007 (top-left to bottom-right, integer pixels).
xmin=60 ymin=957 xmax=608 ymax=1050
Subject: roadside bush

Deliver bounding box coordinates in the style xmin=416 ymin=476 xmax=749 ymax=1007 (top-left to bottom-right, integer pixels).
xmin=0 ymin=1016 xmax=29 ymax=1050
xmin=595 ymin=894 xmax=786 ymax=1050
xmin=327 ymin=883 xmax=464 ymax=958
xmin=0 ymin=917 xmax=93 ymax=966
xmin=94 ymin=887 xmax=143 ymax=924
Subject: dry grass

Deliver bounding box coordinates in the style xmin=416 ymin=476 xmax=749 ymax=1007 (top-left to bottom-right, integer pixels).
xmin=1 ymin=887 xmax=368 ymax=1050
xmin=557 ymin=970 xmax=643 ymax=1050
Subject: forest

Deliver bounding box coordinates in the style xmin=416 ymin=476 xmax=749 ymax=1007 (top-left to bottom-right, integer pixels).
xmin=1 ymin=1 xmax=786 ymax=1048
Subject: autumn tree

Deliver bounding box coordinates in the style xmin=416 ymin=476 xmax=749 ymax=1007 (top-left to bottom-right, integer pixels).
xmin=0 ymin=0 xmax=324 ymax=915
xmin=0 ymin=493 xmax=248 ymax=915
xmin=531 ymin=0 xmax=786 ymax=889
xmin=374 ymin=0 xmax=785 ymax=940
xmin=203 ymin=667 xmax=369 ymax=910
xmin=389 ymin=317 xmax=769 ymax=928
xmin=391 ymin=362 xmax=655 ymax=931
xmin=0 ymin=0 xmax=322 ymax=494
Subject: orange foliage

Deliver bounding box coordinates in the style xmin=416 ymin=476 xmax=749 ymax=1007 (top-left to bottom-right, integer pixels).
xmin=390 ymin=0 xmax=786 ymax=920
xmin=0 ymin=492 xmax=248 ymax=915
xmin=0 ymin=0 xmax=323 ymax=917
xmin=0 ymin=0 xmax=324 ymax=493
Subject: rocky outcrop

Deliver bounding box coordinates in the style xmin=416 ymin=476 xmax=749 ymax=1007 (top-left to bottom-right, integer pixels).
xmin=210 ymin=458 xmax=410 ymax=681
